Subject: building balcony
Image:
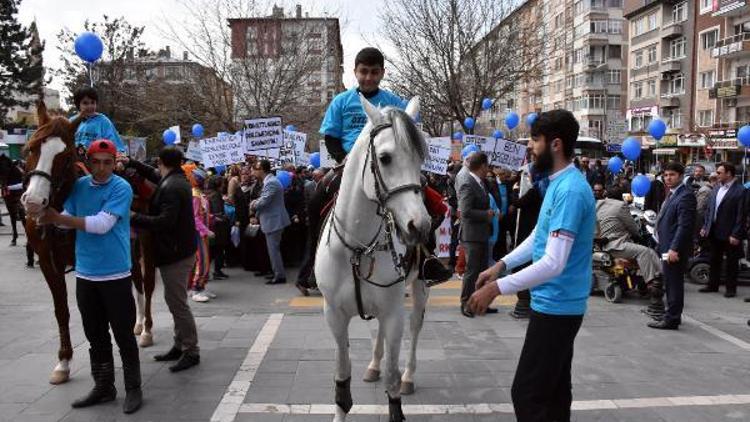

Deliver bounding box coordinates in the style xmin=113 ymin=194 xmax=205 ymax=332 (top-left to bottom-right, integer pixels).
xmin=711 ymin=33 xmax=750 ymax=59
xmin=712 ymin=1 xmax=747 ymax=17
xmin=659 ymin=94 xmax=682 ymax=109
xmin=661 ymin=22 xmax=683 ymax=39
xmin=709 ymin=77 xmax=750 ymax=99
xmin=660 ymin=59 xmax=681 ymax=73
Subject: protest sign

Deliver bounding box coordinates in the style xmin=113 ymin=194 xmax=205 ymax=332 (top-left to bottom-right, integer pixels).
xmin=185 ymin=140 xmax=202 ymax=162
xmin=282 ymin=130 xmax=308 ymax=166
xmin=244 ymin=117 xmax=283 ymax=152
xmin=170 ymin=125 xmax=181 ymax=145
xmin=435 ymin=207 xmax=451 ymax=258
xmin=421 ymin=137 xmax=451 ymax=175
xmin=485 ymin=138 xmax=527 ymax=171
xmin=200 ymin=133 xmax=244 ymax=168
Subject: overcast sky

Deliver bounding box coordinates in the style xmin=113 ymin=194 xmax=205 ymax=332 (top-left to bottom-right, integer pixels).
xmin=17 ymin=0 xmax=386 ymax=101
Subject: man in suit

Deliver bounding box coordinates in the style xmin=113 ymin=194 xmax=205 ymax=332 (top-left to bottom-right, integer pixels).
xmin=251 ymin=160 xmax=291 ymax=285
xmin=458 ymin=152 xmax=497 ymax=317
xmin=596 ymin=186 xmax=664 ymax=317
xmin=651 ymin=162 xmax=696 ymax=330
xmin=699 ymin=162 xmax=746 ymax=298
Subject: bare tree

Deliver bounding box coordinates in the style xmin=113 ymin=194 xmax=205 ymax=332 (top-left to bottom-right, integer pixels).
xmin=379 ymin=0 xmax=546 ymax=136
xmin=161 ymin=0 xmax=343 ymax=134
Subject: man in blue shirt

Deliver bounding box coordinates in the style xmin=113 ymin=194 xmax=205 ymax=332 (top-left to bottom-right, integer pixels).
xmin=319 ymin=47 xmax=404 ymax=163
xmin=468 ymin=110 xmax=595 ymax=422
xmin=40 ymin=139 xmax=142 ymax=414
xmin=71 ymin=87 xmax=126 ymax=153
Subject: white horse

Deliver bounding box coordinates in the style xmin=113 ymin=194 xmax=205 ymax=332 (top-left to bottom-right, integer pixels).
xmin=315 ymin=95 xmax=432 ymax=422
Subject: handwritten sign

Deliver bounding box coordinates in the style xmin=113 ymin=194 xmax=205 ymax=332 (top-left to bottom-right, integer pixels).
xmin=244 ymin=117 xmax=283 ymax=152
xmin=282 ymin=130 xmax=308 ymax=166
xmin=185 ymin=140 xmax=202 ymax=162
xmin=482 ymin=138 xmax=527 ymax=171
xmin=200 ymin=134 xmax=244 ymax=168
xmin=422 ymin=137 xmax=452 ymax=175
xmin=435 ymin=206 xmax=451 ymax=258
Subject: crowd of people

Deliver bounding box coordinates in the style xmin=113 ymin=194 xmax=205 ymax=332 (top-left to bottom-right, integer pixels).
xmin=2 ymin=44 xmax=748 ymax=421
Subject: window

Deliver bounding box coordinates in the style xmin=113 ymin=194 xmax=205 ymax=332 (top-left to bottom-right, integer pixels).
xmin=633 ymin=19 xmax=645 ymax=36
xmin=608 ymin=45 xmax=622 ymax=59
xmin=574 ymin=1 xmax=583 ymax=14
xmin=700 ymin=71 xmax=715 ymax=89
xmin=647 ymin=79 xmax=656 ymax=97
xmin=671 ymin=73 xmax=685 ymax=94
xmin=609 ymin=20 xmax=623 ymax=34
xmin=647 ymin=45 xmax=657 ymax=63
xmin=608 ymin=0 xmax=623 ymax=7
xmin=607 ymin=95 xmax=621 ymax=110
xmin=670 ymin=37 xmax=686 ymax=59
xmin=165 ymin=66 xmax=182 ymax=80
xmin=607 ymin=70 xmax=621 ymax=84
xmin=555 ymin=13 xmax=563 ymax=28
xmin=737 ymin=65 xmax=749 ymax=78
xmin=648 ymin=14 xmax=658 ymax=31
xmin=734 ymin=22 xmax=750 ymax=35
xmin=667 ymin=109 xmax=682 ymax=128
xmin=634 ymin=51 xmax=643 ymax=68
xmin=698 ymin=110 xmax=714 ymax=127
xmin=701 ymin=30 xmax=718 ymax=50
xmin=700 ymin=0 xmax=712 ymax=13
xmin=591 ymin=20 xmax=608 ymax=34
xmin=633 ymin=81 xmax=643 ymax=99
xmin=672 ymin=2 xmax=688 ymax=23
xmin=124 ymin=68 xmax=136 ymax=80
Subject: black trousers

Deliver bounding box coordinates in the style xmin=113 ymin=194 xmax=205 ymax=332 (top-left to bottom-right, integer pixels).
xmin=708 ymin=235 xmax=742 ymax=293
xmin=511 ymin=310 xmax=583 ymax=422
xmin=461 ymin=241 xmax=488 ymax=303
xmin=448 ymin=216 xmax=459 ymax=267
xmin=663 ymin=258 xmax=687 ymax=324
xmin=210 ymin=242 xmax=226 ymax=273
xmin=76 ymin=277 xmax=139 ymax=362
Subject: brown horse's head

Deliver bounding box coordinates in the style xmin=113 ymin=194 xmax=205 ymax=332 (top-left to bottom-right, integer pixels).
xmin=21 ymin=101 xmax=82 ymax=217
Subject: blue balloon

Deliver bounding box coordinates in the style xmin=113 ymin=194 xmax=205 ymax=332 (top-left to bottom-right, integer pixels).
xmin=453 ymin=131 xmax=464 ymax=141
xmin=162 ymin=129 xmax=177 ymax=145
xmin=648 ymin=119 xmax=667 ymax=141
xmin=622 ymin=137 xmax=642 ymax=161
xmin=464 ymin=117 xmax=475 ymax=130
xmin=192 ymin=123 xmax=204 ymax=138
xmin=285 ymin=125 xmax=296 ymax=132
xmin=738 ymin=125 xmax=750 ymax=147
xmin=607 ymin=156 xmax=623 ymax=174
xmin=631 ymin=174 xmax=651 ymax=197
xmin=74 ymin=32 xmax=103 ymax=63
xmin=462 ymin=144 xmax=479 ymax=159
xmin=482 ymin=98 xmax=493 ymax=110
xmin=505 ymin=112 xmax=520 ymax=130
xmin=492 ymin=129 xmax=503 ymax=139
xmin=276 ymin=170 xmax=292 ymax=189
xmin=215 ymin=164 xmax=226 ymax=175
xmin=310 ymin=152 xmax=321 ymax=168
xmin=526 ymin=113 xmax=538 ymax=127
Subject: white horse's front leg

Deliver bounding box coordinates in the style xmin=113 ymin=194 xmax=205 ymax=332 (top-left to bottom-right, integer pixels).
xmin=324 ymin=306 xmax=352 ymax=422
xmin=363 ymin=322 xmax=384 ymax=382
xmin=401 ymin=280 xmax=429 ymax=395
xmin=381 ymin=309 xmax=406 ymax=422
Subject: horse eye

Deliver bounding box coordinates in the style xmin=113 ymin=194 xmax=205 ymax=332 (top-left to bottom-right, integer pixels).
xmin=379 ymin=154 xmax=392 ymax=165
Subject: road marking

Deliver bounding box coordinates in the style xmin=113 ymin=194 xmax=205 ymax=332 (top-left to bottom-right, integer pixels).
xmin=683 ymin=314 xmax=750 ymax=351
xmin=238 ymin=394 xmax=750 ymax=415
xmin=210 ymin=313 xmax=284 ymax=422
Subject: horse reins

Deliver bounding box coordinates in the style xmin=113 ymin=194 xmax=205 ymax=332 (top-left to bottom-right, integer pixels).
xmin=329 ymin=122 xmax=421 ymax=320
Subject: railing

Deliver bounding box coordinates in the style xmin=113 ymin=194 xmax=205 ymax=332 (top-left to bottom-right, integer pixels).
xmin=714 ymin=32 xmax=750 ymax=49
xmin=715 ymin=76 xmax=750 ymax=88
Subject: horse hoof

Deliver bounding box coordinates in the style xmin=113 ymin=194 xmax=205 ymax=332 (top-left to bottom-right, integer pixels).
xmin=362 ymin=368 xmax=380 ymax=382
xmin=400 ymin=381 xmax=415 ymax=395
xmin=138 ymin=333 xmax=153 ymax=348
xmin=49 ymin=369 xmax=70 ymax=385
xmin=133 ymin=323 xmax=143 ymax=335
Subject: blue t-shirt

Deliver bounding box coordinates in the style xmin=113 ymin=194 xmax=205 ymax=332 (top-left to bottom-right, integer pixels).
xmin=63 ymin=175 xmax=133 ymax=279
xmin=319 ymin=87 xmax=404 ymax=153
xmin=72 ymin=113 xmax=126 ymax=152
xmin=530 ymin=166 xmax=596 ymax=315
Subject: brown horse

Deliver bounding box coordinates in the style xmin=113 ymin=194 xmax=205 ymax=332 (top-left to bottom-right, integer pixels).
xmin=21 ymin=103 xmax=159 ymax=384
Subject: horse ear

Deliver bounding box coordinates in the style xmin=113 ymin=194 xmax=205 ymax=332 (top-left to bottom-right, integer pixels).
xmin=36 ymin=100 xmax=50 ymax=126
xmin=359 ymin=94 xmax=382 ymax=124
xmin=404 ymin=96 xmax=420 ymax=121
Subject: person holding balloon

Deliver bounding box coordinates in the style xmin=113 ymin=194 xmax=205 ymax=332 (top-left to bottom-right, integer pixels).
xmin=71 ymin=87 xmax=126 ymax=153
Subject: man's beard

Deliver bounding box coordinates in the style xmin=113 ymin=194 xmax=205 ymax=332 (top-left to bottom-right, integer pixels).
xmin=534 ymin=143 xmax=554 ymax=173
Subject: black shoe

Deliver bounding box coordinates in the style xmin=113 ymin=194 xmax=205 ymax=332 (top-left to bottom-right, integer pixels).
xmin=9 ymin=239 xmax=16 ymax=247
xmin=698 ymin=287 xmax=719 ymax=293
xmin=169 ymin=353 xmax=200 ymax=372
xmin=72 ymin=352 xmax=117 ymax=408
xmin=72 ymin=383 xmax=117 ymax=408
xmin=460 ymin=303 xmax=474 ymax=318
xmin=485 ymin=307 xmax=499 ymax=314
xmin=422 ymin=259 xmax=453 ymax=287
xmin=648 ymin=320 xmax=679 ymax=330
xmin=255 ymin=271 xmax=271 ymax=277
xmin=266 ymin=278 xmax=287 ymax=285
xmin=509 ymin=308 xmax=530 ymax=319
xmin=724 ymin=291 xmax=737 ymax=298
xmin=153 ymin=346 xmax=182 ymax=362
xmin=264 ymin=273 xmax=275 ymax=280
xmin=121 ymin=355 xmax=142 ymax=414
xmin=123 ymin=388 xmax=142 ymax=414
xmin=214 ymin=271 xmax=229 ymax=279
xmin=295 ymin=282 xmax=310 ymax=296
xmin=744 ymin=297 xmax=750 ymax=303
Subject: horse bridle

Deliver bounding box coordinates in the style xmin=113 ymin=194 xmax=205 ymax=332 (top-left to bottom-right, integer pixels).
xmin=23 ymin=147 xmax=75 ymax=210
xmin=330 ymin=122 xmax=422 ymax=320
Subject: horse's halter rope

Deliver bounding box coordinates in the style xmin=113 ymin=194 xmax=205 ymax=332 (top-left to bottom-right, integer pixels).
xmin=330 ymin=122 xmax=422 ymax=320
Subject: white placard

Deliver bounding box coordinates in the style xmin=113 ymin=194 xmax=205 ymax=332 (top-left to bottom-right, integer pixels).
xmin=170 ymin=125 xmax=181 ymax=145
xmin=200 ymin=134 xmax=244 ymax=168
xmin=244 ymin=117 xmax=283 ymax=152
xmin=282 ymin=130 xmax=308 ymax=166
xmin=482 ymin=138 xmax=527 ymax=171
xmin=435 ymin=206 xmax=451 ymax=258
xmin=319 ymin=141 xmax=336 ymax=168
xmin=185 ymin=140 xmax=202 ymax=162
xmin=422 ymin=137 xmax=452 ymax=175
